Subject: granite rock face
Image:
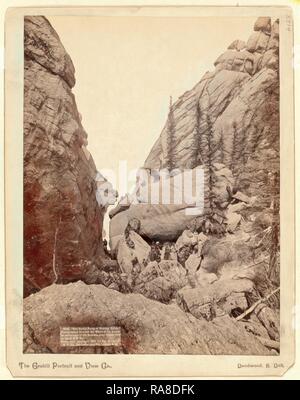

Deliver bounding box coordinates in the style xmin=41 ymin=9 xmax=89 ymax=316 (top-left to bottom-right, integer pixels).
xmin=144 ymin=18 xmax=279 ymax=178
xmin=24 ymin=17 xmax=106 ymax=296
xmin=110 ymin=18 xmax=279 ymax=246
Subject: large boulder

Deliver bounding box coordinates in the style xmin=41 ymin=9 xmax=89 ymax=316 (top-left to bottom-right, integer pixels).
xmin=110 ymin=203 xmax=197 ymax=252
xmin=259 ymin=49 xmax=279 ymax=70
xmin=176 ymin=278 xmax=255 ymax=321
xmin=214 ymin=49 xmax=255 ymax=75
xmin=109 ymin=164 xmax=233 ymax=252
xmin=246 ymin=31 xmax=270 ymax=53
xmin=185 ymin=253 xmax=201 ymax=274
xmin=133 ymin=260 xmax=188 ymax=303
xmin=23 ymin=281 xmax=271 ymax=355
xmin=254 ymin=17 xmax=272 ymax=33
xmin=117 ymin=231 xmax=151 ymax=275
xmin=199 ymin=232 xmax=255 ymax=275
xmin=175 ymin=229 xmax=199 ymax=251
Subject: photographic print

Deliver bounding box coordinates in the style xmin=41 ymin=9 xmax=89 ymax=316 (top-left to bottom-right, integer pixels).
xmin=5 ymin=6 xmax=295 ymax=377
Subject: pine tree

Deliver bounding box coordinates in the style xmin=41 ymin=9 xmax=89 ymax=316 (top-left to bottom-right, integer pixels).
xmin=239 ymin=128 xmax=247 ymax=166
xmin=231 ymin=121 xmax=239 ymax=175
xmin=268 ymin=171 xmax=280 ymax=285
xmin=206 ymin=99 xmax=215 ymax=213
xmin=250 ymin=124 xmax=263 ymax=154
xmin=191 ymin=101 xmax=203 ymax=168
xmin=165 ymin=96 xmax=176 ymax=171
xmin=219 ymin=134 xmax=224 ymax=164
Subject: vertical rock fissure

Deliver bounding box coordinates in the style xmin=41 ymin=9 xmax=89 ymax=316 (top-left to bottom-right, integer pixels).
xmin=52 ymin=215 xmax=61 ymax=284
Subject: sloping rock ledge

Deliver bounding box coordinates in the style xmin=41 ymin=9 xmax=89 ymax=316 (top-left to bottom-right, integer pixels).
xmin=23 ymin=281 xmax=271 ymax=355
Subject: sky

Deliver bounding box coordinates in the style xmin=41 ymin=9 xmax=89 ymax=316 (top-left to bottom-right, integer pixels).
xmin=47 ymin=15 xmax=258 ymax=237
xmin=48 ymin=15 xmax=257 ymax=180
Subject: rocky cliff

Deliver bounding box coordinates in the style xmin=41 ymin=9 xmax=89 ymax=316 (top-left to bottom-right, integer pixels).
xmin=110 ymin=17 xmax=279 ymax=249
xmin=145 ymin=17 xmax=279 ymax=181
xmin=24 ymin=17 xmax=106 ymax=297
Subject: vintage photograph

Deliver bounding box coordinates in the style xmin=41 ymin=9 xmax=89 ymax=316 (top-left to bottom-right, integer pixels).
xmin=22 ymin=13 xmax=282 ymax=356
